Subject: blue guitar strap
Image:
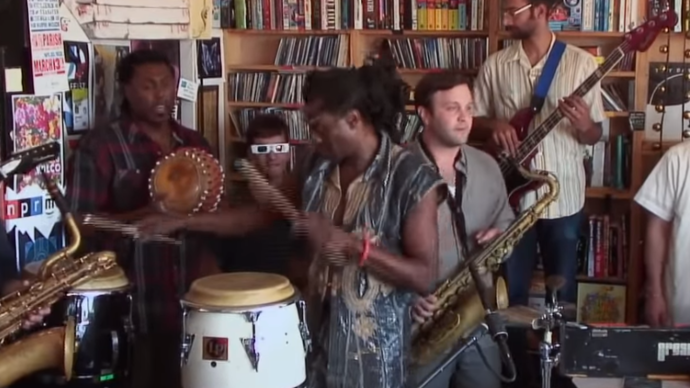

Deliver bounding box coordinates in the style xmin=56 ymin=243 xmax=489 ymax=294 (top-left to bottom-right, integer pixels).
xmin=530 ymin=40 xmax=566 ymax=114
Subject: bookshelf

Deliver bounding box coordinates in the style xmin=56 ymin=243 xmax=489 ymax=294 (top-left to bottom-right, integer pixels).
xmin=219 ymin=0 xmax=671 ymax=324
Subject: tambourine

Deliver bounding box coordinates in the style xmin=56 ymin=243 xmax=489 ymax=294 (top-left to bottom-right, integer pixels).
xmin=149 ymin=147 xmax=224 ymax=215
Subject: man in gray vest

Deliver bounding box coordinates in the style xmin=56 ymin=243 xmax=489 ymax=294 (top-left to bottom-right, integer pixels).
xmin=409 ymin=71 xmax=515 ymax=388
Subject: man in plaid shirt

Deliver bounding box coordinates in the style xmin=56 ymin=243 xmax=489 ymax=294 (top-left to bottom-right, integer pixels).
xmin=66 ymin=49 xmax=216 ymax=388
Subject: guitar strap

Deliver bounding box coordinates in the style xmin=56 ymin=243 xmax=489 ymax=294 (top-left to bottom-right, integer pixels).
xmin=448 ymin=42 xmax=566 ymax=260
xmin=530 ymin=40 xmax=567 ymax=114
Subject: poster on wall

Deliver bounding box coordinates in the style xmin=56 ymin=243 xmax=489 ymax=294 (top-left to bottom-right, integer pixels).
xmin=197 ymin=38 xmax=223 ymax=80
xmin=93 ymin=44 xmax=130 ymax=126
xmin=27 ymin=0 xmax=69 ymax=95
xmin=63 ymin=41 xmax=92 ymax=134
xmin=645 ymin=62 xmax=690 ymax=142
xmin=5 ymin=94 xmax=66 ymax=270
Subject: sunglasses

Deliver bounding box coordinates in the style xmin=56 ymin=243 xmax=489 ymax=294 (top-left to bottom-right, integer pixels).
xmin=250 ymin=143 xmax=290 ymax=154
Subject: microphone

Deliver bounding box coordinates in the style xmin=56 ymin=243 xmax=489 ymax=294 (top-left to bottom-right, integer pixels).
xmin=0 ymin=142 xmax=60 ymax=183
xmin=467 ymin=260 xmax=517 ymax=382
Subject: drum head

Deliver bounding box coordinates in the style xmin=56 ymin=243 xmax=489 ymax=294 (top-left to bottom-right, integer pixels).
xmin=151 ymin=156 xmax=202 ymax=214
xmin=184 ymin=272 xmax=295 ymax=308
xmin=73 ymin=266 xmax=129 ymax=291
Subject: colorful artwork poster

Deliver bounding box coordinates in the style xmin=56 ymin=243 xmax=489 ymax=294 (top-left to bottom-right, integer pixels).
xmin=7 ymin=221 xmax=64 ymax=270
xmin=11 ymin=94 xmax=64 ymax=191
xmin=63 ymin=41 xmax=92 ymax=133
xmin=93 ymin=44 xmax=130 ymax=126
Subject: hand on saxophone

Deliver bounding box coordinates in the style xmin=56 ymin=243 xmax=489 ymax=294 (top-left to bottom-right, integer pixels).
xmin=475 ymin=228 xmax=501 ymax=245
xmin=411 ymin=295 xmax=438 ymax=324
xmin=2 ymin=280 xmax=51 ymax=329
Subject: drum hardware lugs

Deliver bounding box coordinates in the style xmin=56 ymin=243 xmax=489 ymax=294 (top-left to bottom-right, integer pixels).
xmin=297 ymin=300 xmax=312 ymax=354
xmin=111 ymin=330 xmax=120 ymax=370
xmin=181 ymin=334 xmax=195 ymax=366
xmin=531 ymin=286 xmax=566 ymax=388
xmin=241 ymin=312 xmax=261 ymax=371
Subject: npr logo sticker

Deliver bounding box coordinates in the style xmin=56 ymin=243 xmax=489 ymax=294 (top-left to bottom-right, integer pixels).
xmin=4 ymin=196 xmax=56 ymax=219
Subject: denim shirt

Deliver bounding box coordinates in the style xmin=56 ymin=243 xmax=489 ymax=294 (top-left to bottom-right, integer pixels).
xmin=302 ymin=134 xmax=443 ymax=388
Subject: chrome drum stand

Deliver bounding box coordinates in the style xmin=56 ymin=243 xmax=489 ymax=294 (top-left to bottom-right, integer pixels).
xmin=531 ymin=291 xmax=565 ymax=388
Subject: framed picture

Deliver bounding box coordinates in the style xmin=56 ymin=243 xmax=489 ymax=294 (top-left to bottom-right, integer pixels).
xmin=197 ymin=37 xmax=223 ymax=80
xmin=197 ymin=85 xmax=220 ymax=157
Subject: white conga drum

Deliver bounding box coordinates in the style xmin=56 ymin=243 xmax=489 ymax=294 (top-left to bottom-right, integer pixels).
xmin=180 ymin=272 xmax=310 ymax=388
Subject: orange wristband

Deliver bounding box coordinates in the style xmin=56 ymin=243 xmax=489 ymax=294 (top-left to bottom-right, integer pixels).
xmin=359 ymin=230 xmax=370 ymax=267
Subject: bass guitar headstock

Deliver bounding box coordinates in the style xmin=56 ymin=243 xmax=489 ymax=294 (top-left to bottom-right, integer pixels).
xmin=623 ymin=10 xmax=679 ymax=53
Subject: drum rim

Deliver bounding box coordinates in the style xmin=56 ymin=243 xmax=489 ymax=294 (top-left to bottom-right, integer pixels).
xmin=66 ymin=284 xmax=132 ymax=295
xmin=180 ymin=292 xmax=301 ymax=313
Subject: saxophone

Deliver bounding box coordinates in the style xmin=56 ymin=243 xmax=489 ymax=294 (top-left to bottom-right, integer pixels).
xmin=0 ymin=178 xmax=118 ymax=387
xmin=411 ymin=166 xmax=560 ymax=367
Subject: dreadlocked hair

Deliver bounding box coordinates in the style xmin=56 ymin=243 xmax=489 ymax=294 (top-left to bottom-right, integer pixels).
xmin=302 ymin=57 xmax=410 ymax=143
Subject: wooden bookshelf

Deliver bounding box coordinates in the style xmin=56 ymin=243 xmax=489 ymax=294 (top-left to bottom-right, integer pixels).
xmin=218 ymin=0 xmax=678 ymax=324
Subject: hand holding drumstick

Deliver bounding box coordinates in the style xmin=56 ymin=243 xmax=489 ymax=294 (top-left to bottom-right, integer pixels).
xmin=236 ymin=159 xmax=361 ymax=267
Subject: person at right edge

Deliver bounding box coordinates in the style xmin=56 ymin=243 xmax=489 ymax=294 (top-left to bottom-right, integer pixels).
xmin=409 ymin=72 xmax=515 ymax=388
xmin=634 ymin=141 xmax=690 ymax=327
xmin=472 ymin=0 xmax=606 ymax=308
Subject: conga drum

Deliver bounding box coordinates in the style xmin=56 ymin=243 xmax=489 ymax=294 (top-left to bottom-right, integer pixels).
xmin=180 ymin=272 xmax=310 ymax=388
xmin=23 ymin=264 xmax=134 ymax=388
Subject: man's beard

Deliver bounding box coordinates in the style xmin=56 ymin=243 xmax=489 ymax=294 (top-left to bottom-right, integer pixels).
xmin=507 ymin=27 xmax=532 ymax=40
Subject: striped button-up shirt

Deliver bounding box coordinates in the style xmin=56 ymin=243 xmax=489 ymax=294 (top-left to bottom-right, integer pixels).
xmin=473 ymin=35 xmax=607 ymax=219
xmin=66 ymin=118 xmax=211 ymax=334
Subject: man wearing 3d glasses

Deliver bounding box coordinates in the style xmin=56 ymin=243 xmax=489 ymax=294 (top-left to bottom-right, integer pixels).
xmin=213 ymin=114 xmax=307 ymax=287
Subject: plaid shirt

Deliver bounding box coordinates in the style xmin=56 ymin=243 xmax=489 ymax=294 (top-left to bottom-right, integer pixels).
xmin=66 ymin=118 xmax=211 ymax=334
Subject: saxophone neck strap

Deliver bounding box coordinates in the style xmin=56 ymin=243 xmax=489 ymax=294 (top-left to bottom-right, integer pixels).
xmin=450 ymin=155 xmax=471 ymax=259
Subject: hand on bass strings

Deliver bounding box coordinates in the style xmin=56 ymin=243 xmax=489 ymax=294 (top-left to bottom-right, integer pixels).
xmin=490 ymin=121 xmax=520 ymax=156
xmin=645 ymin=291 xmax=670 ymax=327
xmin=411 ymin=295 xmax=438 ymax=324
xmin=292 ymin=213 xmax=358 ymax=266
xmin=559 ymin=96 xmax=594 ymax=132
xmin=2 ymin=280 xmax=51 ymax=330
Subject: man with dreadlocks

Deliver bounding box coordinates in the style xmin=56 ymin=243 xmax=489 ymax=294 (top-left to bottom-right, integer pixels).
xmin=138 ymin=59 xmax=444 ymax=388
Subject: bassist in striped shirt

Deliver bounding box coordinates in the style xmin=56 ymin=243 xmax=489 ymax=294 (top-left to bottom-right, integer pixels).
xmin=471 ymin=0 xmax=606 ymax=307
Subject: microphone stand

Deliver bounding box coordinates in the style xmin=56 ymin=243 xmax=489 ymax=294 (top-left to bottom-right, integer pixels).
xmin=467 ymin=262 xmax=517 ymax=383
xmin=416 ymin=324 xmax=488 ymax=388
xmin=531 ymin=284 xmax=565 ymax=388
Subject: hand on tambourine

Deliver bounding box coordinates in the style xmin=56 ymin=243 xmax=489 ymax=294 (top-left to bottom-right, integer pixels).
xmin=136 ymin=214 xmax=186 ymax=237
xmin=2 ymin=280 xmax=51 ymax=330
xmin=292 ymin=213 xmax=357 ymax=266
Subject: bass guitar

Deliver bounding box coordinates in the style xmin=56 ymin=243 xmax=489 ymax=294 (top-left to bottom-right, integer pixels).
xmin=495 ymin=10 xmax=678 ymax=209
